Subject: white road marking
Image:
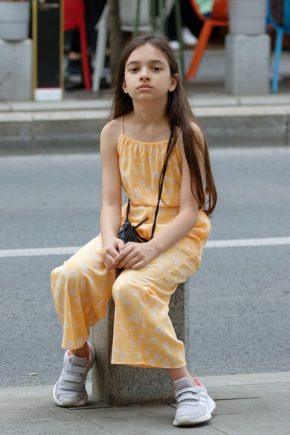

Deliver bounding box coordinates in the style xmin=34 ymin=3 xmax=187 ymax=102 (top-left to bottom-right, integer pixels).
xmin=0 ymin=247 xmax=80 ymax=258
xmin=206 ymin=237 xmax=290 ymax=248
xmin=0 ymin=237 xmax=290 ymax=258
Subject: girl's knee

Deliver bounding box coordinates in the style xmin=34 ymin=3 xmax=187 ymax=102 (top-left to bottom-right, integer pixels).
xmin=112 ymin=272 xmax=153 ymax=303
xmin=112 ymin=276 xmax=127 ymax=301
xmin=51 ymin=261 xmax=85 ymax=298
xmin=51 ymin=257 xmax=89 ymax=279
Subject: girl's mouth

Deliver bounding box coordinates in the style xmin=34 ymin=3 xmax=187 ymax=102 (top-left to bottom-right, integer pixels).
xmin=138 ymin=85 xmax=153 ymax=90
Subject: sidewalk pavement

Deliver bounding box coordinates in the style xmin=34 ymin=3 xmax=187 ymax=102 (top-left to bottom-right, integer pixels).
xmin=1 ymin=49 xmax=290 ymax=154
xmin=1 ymin=372 xmax=289 ymax=434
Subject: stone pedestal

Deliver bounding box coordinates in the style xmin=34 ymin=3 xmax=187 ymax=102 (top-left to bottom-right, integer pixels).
xmin=92 ymin=282 xmax=190 ymax=405
xmin=229 ymin=0 xmax=267 ymax=35
xmin=225 ymin=34 xmax=270 ymax=95
xmin=0 ymin=39 xmax=32 ymax=101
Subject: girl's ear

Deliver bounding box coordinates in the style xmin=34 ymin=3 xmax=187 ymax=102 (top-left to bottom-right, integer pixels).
xmin=169 ymin=73 xmax=178 ymax=92
xmin=122 ymin=80 xmax=128 ymax=93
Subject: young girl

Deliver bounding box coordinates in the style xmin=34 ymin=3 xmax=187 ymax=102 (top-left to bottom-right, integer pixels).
xmin=51 ymin=33 xmax=217 ymax=427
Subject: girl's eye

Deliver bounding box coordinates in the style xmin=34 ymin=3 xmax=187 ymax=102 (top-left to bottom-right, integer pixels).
xmin=129 ymin=68 xmax=138 ymax=72
xmin=153 ymin=67 xmax=161 ymax=71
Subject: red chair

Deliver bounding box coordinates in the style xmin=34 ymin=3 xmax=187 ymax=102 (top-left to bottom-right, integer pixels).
xmin=64 ymin=0 xmax=91 ymax=90
xmin=185 ymin=0 xmax=229 ymax=80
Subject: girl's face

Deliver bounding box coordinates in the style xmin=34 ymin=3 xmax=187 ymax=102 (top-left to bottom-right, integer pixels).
xmin=122 ymin=43 xmax=177 ymax=102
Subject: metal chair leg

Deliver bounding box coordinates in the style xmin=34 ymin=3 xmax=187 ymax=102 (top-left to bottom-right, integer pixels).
xmin=185 ymin=20 xmax=213 ymax=80
xmin=272 ymin=28 xmax=284 ymax=93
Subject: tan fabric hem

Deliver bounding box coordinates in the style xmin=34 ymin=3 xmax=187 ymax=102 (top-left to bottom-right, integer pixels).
xmin=60 ymin=310 xmax=107 ymax=351
xmin=110 ymin=360 xmax=187 ymax=369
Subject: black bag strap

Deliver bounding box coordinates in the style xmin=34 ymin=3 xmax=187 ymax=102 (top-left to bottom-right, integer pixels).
xmin=124 ymin=201 xmax=148 ymax=228
xmin=125 ymin=129 xmax=174 ymax=240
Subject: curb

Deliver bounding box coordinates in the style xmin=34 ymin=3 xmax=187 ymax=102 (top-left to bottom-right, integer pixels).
xmin=0 ymin=105 xmax=289 ymax=154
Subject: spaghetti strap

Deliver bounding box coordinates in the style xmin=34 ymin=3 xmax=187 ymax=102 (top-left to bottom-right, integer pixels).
xmin=121 ymin=116 xmax=125 ymax=135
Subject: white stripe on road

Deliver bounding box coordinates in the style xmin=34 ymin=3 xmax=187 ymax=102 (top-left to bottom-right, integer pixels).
xmin=206 ymin=237 xmax=290 ymax=248
xmin=0 ymin=237 xmax=290 ymax=258
xmin=0 ymin=246 xmax=80 ymax=258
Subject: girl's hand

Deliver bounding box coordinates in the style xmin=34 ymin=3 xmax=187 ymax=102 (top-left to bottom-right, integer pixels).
xmin=102 ymin=237 xmax=125 ymax=270
xmin=115 ymin=242 xmax=159 ymax=270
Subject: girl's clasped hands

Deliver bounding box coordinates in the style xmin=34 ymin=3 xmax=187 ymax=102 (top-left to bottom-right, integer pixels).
xmin=102 ymin=238 xmax=159 ymax=270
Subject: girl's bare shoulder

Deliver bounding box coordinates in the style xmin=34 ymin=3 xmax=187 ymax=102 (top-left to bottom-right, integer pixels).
xmin=100 ymin=118 xmax=122 ymax=147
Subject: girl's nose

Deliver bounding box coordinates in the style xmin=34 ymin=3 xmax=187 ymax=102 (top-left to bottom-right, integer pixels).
xmin=140 ymin=68 xmax=150 ymax=80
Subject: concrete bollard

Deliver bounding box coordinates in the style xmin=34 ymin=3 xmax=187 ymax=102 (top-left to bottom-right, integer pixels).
xmin=226 ymin=0 xmax=270 ymax=95
xmin=0 ymin=39 xmax=32 ymax=101
xmin=225 ymin=34 xmax=270 ymax=95
xmin=91 ymin=282 xmax=189 ymax=405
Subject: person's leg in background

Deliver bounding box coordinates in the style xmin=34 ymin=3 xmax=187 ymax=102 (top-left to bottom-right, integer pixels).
xmin=65 ymin=30 xmax=83 ymax=91
xmin=166 ymin=0 xmax=203 ymax=47
xmin=65 ymin=0 xmax=107 ymax=91
xmin=86 ymin=0 xmax=107 ymax=55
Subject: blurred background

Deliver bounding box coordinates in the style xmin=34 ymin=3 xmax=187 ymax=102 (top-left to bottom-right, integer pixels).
xmin=0 ymin=0 xmax=289 ymax=99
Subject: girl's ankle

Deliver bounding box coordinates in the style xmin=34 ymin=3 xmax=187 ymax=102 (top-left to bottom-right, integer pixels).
xmin=192 ymin=376 xmax=203 ymax=387
xmin=70 ymin=343 xmax=89 ymax=359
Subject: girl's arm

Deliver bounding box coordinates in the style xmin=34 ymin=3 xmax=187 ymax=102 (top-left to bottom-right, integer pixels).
xmin=100 ymin=121 xmax=124 ymax=265
xmin=147 ymin=123 xmax=205 ymax=255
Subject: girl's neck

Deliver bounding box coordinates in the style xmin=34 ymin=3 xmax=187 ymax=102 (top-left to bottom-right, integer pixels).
xmin=131 ymin=99 xmax=167 ymax=126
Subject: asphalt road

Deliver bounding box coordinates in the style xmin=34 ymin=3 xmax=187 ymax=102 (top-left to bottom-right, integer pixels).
xmin=0 ymin=147 xmax=290 ymax=388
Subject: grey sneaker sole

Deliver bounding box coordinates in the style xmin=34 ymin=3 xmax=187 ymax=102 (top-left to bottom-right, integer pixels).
xmin=173 ymin=396 xmax=216 ymax=427
xmin=53 ymin=381 xmax=88 ymax=407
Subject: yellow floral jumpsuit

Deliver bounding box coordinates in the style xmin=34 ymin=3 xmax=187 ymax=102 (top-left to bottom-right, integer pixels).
xmin=51 ymin=122 xmax=211 ymax=369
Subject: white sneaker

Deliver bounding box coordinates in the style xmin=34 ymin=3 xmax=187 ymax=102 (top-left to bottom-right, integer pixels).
xmin=53 ymin=342 xmax=95 ymax=407
xmin=173 ymin=377 xmax=215 ymax=427
xmin=182 ymin=27 xmax=197 ymax=46
xmin=169 ymin=40 xmax=180 ymax=50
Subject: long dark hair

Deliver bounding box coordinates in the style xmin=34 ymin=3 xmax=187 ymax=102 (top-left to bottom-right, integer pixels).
xmin=111 ymin=34 xmax=217 ymax=216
